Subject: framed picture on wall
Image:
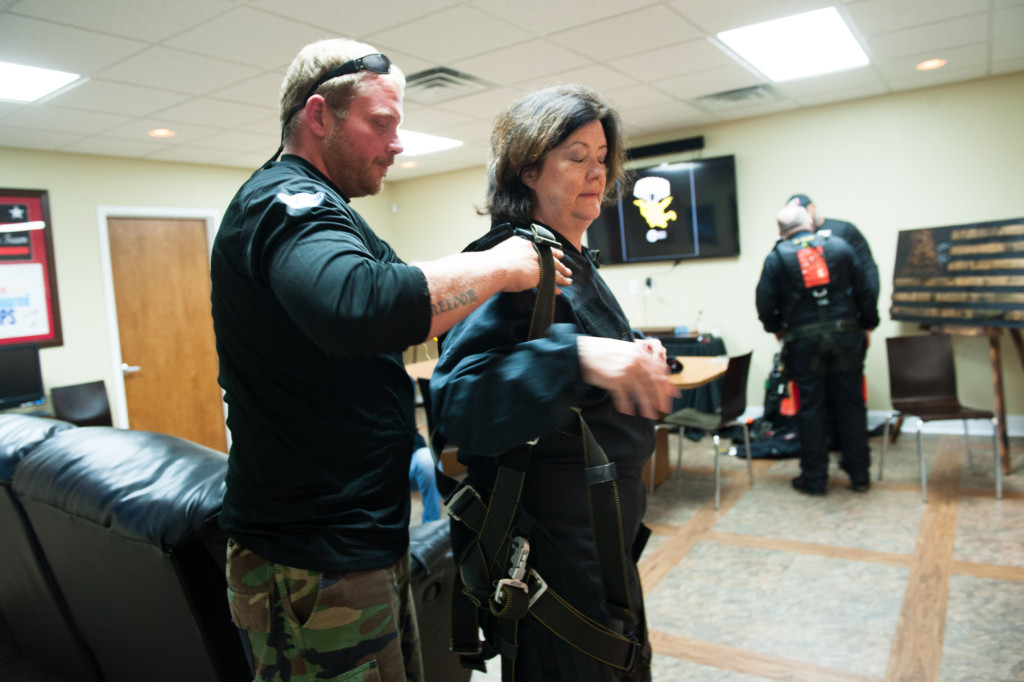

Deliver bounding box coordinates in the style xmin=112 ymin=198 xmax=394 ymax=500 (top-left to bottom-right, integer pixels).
xmin=0 ymin=188 xmax=63 ymax=348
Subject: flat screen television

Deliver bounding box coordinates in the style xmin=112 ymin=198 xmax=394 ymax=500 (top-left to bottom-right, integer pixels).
xmin=0 ymin=344 xmax=46 ymax=410
xmin=586 ymin=154 xmax=740 ymax=265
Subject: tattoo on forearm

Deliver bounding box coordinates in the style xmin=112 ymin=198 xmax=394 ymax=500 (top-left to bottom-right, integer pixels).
xmin=431 ymin=288 xmax=478 ymax=316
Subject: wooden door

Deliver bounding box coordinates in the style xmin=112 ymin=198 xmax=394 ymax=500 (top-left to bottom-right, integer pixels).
xmin=107 ymin=217 xmax=227 ymax=452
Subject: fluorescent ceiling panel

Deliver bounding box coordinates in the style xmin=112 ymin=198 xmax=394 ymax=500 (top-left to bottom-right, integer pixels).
xmin=0 ymin=61 xmax=82 ymax=102
xmin=398 ymin=129 xmax=462 ymax=157
xmin=717 ymin=7 xmax=869 ymax=82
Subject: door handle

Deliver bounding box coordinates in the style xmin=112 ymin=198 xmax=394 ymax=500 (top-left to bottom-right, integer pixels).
xmin=121 ymin=363 xmax=141 ymax=375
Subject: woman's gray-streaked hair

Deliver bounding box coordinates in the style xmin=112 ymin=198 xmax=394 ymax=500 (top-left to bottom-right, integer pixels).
xmin=278 ymin=38 xmax=406 ymax=143
xmin=483 ymin=84 xmax=629 ymax=226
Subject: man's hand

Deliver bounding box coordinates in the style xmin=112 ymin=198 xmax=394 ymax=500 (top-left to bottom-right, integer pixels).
xmin=577 ymin=337 xmax=680 ymax=420
xmin=487 ymin=235 xmax=572 ymax=293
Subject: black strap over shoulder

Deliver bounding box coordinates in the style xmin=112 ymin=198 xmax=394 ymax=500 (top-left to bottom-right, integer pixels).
xmin=432 ymin=222 xmax=642 ymax=674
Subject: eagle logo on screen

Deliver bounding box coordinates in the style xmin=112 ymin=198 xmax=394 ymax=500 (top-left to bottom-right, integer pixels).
xmin=632 ymin=176 xmax=677 ymax=243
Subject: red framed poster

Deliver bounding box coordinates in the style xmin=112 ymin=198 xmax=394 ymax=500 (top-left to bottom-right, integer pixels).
xmin=0 ymin=189 xmax=63 ymax=347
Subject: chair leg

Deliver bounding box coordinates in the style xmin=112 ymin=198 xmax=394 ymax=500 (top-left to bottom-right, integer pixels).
xmin=712 ymin=434 xmax=721 ymax=510
xmin=741 ymin=422 xmax=754 ymax=485
xmin=992 ymin=417 xmax=1003 ymax=500
xmin=916 ymin=419 xmax=928 ymax=503
xmin=963 ymin=419 xmax=974 ymax=471
xmin=879 ymin=412 xmax=895 ymax=481
xmin=676 ymin=428 xmax=684 ymax=473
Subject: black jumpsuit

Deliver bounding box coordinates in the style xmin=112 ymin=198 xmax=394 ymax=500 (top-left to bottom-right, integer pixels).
xmin=755 ymin=230 xmax=879 ymax=491
xmin=431 ymin=223 xmax=654 ymax=681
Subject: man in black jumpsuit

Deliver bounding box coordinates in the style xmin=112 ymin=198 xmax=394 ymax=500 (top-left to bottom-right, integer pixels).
xmin=756 ymin=204 xmax=879 ymax=495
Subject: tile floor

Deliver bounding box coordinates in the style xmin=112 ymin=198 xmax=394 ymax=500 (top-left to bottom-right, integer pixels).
xmin=463 ymin=429 xmax=1024 ymax=681
xmin=4 ymin=431 xmax=1021 ymax=681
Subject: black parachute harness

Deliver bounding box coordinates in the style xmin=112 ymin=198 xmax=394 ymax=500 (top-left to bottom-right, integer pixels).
xmin=776 ymin=230 xmax=857 ymax=372
xmin=429 ymin=223 xmax=645 ymax=676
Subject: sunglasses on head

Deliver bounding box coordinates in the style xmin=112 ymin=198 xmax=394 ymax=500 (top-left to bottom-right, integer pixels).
xmin=262 ymin=53 xmax=392 ymax=169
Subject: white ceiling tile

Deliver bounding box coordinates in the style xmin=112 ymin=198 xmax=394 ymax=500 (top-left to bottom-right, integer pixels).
xmin=452 ymin=39 xmax=592 ymax=86
xmin=153 ymin=97 xmax=271 ymax=128
xmin=539 ymin=63 xmax=637 ymax=94
xmin=553 ymin=5 xmax=703 ymax=61
xmin=789 ymin=82 xmax=890 ymax=108
xmin=993 ymin=37 xmax=1024 ymax=62
xmin=844 ymin=0 xmax=990 ymax=35
xmin=236 ymin=114 xmax=280 ymax=137
xmin=992 ymin=58 xmax=1024 ymax=74
xmin=885 ymin=63 xmax=988 ymax=92
xmin=60 ymin=135 xmax=168 ymax=157
xmin=613 ymin=38 xmax=742 ymax=83
xmin=101 ymin=118 xmax=221 ymax=145
xmin=433 ymin=118 xmax=494 ymax=148
xmin=994 ymin=4 xmax=1024 ymax=37
xmin=401 ymin=106 xmax=475 ymax=135
xmin=0 ymin=14 xmax=147 ymax=73
xmin=771 ymin=65 xmax=888 ymax=99
xmin=96 ymin=46 xmax=263 ymax=95
xmin=873 ymin=43 xmax=989 ymax=81
xmin=2 ymin=105 xmax=132 ymax=134
xmin=864 ymin=12 xmax=989 ymax=61
xmin=469 ymin=0 xmax=657 ymax=34
xmin=250 ymin=0 xmax=462 ymax=37
xmin=435 ymin=86 xmax=525 ymax=118
xmin=142 ymin=145 xmax=243 ymax=165
xmin=0 ymin=125 xmax=83 ymax=149
xmin=215 ymin=73 xmax=287 ymax=108
xmin=198 ymin=129 xmax=277 ymax=153
xmin=658 ymin=64 xmax=766 ymax=101
xmin=163 ymin=6 xmax=333 ymax=70
xmin=9 ymin=0 xmax=229 ymax=41
xmin=618 ymin=100 xmax=718 ymax=135
xmin=605 ymin=84 xmax=677 ymax=112
xmin=365 ymin=5 xmax=534 ymax=65
xmin=44 ymin=79 xmax=190 ymax=117
xmin=666 ymin=0 xmax=834 ymax=34
xmin=714 ymin=98 xmax=800 ymax=121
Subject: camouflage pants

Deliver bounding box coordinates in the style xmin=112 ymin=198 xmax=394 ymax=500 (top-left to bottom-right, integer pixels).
xmin=226 ymin=539 xmax=424 ymax=682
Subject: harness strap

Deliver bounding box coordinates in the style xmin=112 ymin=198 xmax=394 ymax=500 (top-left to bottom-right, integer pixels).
xmin=576 ymin=407 xmax=636 ymax=624
xmin=445 ymin=479 xmax=641 ymax=672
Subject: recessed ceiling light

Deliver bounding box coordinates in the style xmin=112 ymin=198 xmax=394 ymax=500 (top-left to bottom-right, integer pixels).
xmin=716 ymin=7 xmax=869 ymax=82
xmin=0 ymin=61 xmax=82 ymax=103
xmin=148 ymin=128 xmax=175 ymax=138
xmin=398 ymin=130 xmax=462 ymax=157
xmin=400 ymin=160 xmax=419 ymax=169
xmin=916 ymin=58 xmax=947 ymax=71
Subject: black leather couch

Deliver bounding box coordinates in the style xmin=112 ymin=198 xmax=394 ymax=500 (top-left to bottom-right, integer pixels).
xmin=0 ymin=414 xmax=469 ymax=682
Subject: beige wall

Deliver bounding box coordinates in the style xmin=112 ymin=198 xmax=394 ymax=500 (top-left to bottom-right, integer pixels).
xmin=2 ymin=70 xmax=1021 ymax=430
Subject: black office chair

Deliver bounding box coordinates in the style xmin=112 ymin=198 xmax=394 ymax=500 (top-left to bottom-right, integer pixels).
xmin=50 ymin=381 xmax=112 ymax=428
xmin=661 ymin=351 xmax=754 ymax=509
xmin=880 ymin=335 xmax=1001 ymax=501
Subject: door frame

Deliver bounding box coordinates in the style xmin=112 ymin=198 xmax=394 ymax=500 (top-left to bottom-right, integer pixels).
xmin=96 ymin=206 xmax=226 ymax=444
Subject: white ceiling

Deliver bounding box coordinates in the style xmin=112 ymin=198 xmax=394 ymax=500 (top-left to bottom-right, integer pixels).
xmin=1 ymin=0 xmax=1022 ymax=181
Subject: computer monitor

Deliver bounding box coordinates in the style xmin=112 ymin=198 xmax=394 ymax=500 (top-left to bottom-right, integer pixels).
xmin=0 ymin=344 xmax=46 ymax=411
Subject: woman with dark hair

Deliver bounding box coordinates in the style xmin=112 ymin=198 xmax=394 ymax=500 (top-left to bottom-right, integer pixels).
xmin=430 ymin=84 xmax=677 ymax=681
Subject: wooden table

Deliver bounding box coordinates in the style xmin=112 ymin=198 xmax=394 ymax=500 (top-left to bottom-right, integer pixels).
xmin=407 ymin=355 xmax=730 ymax=492
xmin=647 ymin=356 xmax=729 ymax=491
xmin=407 ymin=355 xmax=728 ymax=389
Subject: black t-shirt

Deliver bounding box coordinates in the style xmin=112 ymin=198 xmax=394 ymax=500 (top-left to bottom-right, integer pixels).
xmin=211 ymin=155 xmax=431 ymax=572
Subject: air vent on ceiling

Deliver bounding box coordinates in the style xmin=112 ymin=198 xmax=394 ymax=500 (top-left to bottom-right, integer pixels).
xmin=404 ymin=67 xmax=492 ymax=104
xmin=691 ymin=84 xmax=781 ymax=111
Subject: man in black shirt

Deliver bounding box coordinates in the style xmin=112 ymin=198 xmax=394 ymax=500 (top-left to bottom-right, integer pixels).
xmin=756 ymin=204 xmax=879 ymax=495
xmin=210 ymin=38 xmax=580 ymax=681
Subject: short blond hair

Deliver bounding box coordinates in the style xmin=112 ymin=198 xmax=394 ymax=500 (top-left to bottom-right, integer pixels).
xmin=278 ymin=38 xmax=405 ymax=142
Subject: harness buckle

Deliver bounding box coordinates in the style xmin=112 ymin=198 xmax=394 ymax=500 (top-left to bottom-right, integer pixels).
xmin=514 ymin=226 xmax=561 ymax=249
xmin=445 ymin=484 xmax=481 ymax=523
xmin=526 ymin=569 xmax=548 ymax=609
xmin=494 ymin=536 xmax=530 ymax=606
